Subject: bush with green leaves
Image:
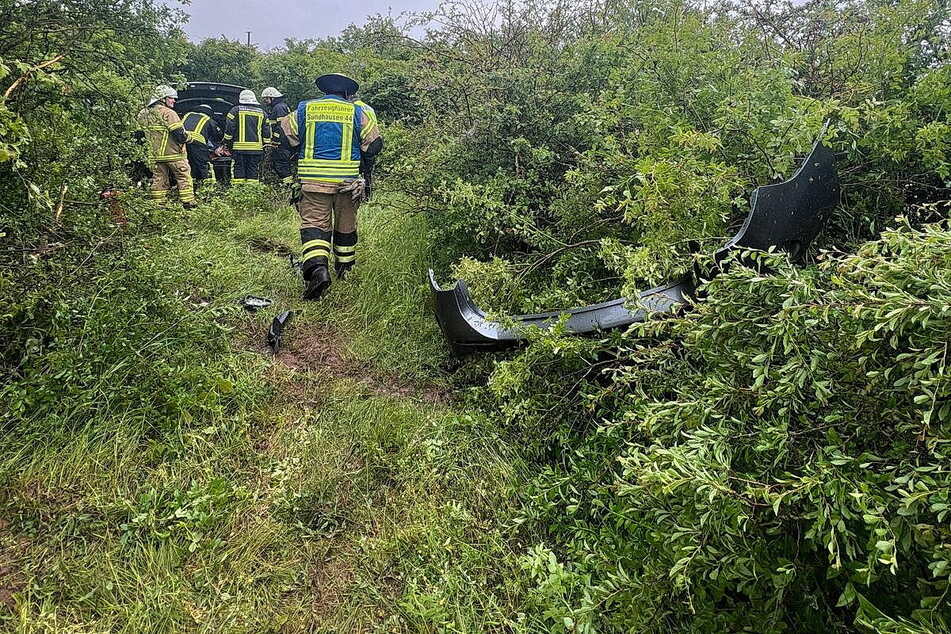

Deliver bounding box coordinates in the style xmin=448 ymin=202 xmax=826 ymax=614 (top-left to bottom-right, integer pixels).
xmin=390 ymin=0 xmax=951 ymax=629
xmin=482 ymin=216 xmax=951 ymax=632
xmin=391 ymin=0 xmax=949 ymax=312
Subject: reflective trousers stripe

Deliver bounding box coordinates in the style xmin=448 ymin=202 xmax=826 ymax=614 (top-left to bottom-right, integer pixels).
xmin=302 ymin=239 xmax=331 ymax=252
xmin=302 ymin=237 xmax=332 ymax=262
xmin=302 ymin=248 xmax=330 ymax=261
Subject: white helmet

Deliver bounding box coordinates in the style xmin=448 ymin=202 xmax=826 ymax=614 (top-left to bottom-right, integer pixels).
xmin=238 ymin=89 xmax=259 ymax=105
xmin=261 ymin=87 xmax=283 ymax=99
xmin=149 ymin=84 xmax=178 ymax=105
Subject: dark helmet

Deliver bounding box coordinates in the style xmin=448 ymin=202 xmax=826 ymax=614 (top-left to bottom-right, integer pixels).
xmin=316 ymin=73 xmax=359 ymax=96
xmin=195 ymin=104 xmax=215 ymax=115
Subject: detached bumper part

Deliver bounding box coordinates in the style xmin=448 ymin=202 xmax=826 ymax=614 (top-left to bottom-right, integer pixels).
xmin=431 ymin=138 xmax=840 ymax=352
xmin=430 ymin=273 xmax=693 ymax=350
xmin=266 ymin=310 xmax=294 ymax=353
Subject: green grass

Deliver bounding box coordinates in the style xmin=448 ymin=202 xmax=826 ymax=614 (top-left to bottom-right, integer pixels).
xmin=0 ymin=183 xmax=527 ymax=632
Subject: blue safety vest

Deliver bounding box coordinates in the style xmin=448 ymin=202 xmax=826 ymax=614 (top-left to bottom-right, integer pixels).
xmin=296 ymin=95 xmax=363 ymax=184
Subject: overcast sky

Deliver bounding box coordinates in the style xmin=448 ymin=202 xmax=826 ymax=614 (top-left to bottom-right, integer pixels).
xmin=167 ymin=0 xmax=439 ymax=49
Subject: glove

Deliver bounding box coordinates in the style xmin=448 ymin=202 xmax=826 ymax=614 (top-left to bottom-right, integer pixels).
xmin=339 ymin=178 xmax=366 ymax=204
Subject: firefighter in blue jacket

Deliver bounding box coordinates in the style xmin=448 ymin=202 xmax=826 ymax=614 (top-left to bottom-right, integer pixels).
xmin=279 ymin=74 xmax=383 ymax=300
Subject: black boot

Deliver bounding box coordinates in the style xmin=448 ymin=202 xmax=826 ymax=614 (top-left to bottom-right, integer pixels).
xmin=335 ymin=261 xmax=354 ymax=280
xmin=303 ymin=263 xmax=331 ymax=301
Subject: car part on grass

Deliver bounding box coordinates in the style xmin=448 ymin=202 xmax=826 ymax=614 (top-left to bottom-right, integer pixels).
xmin=430 ymin=138 xmax=840 ymax=352
xmin=430 ymin=272 xmax=695 ymax=351
xmin=241 ymin=295 xmax=273 ymax=311
xmin=266 ymin=310 xmax=294 ymax=353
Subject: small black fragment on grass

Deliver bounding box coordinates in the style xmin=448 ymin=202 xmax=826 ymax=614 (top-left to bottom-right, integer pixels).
xmin=267 ymin=310 xmax=294 ymax=353
xmin=241 ymin=295 xmax=273 ymax=311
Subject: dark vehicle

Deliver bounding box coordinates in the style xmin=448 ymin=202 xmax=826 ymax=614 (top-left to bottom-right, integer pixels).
xmin=174 ymin=82 xmax=248 ymax=184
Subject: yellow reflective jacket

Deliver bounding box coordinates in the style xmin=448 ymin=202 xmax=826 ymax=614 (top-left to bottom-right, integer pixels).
xmin=353 ymin=99 xmax=379 ymax=138
xmin=223 ymin=105 xmax=267 ymax=152
xmin=182 ymin=111 xmax=221 ymax=147
xmin=136 ymin=104 xmax=187 ymax=162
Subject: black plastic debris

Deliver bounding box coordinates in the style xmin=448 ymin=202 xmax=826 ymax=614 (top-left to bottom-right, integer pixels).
xmin=241 ymin=295 xmax=273 ymax=311
xmin=266 ymin=310 xmax=294 ymax=353
xmin=431 ymin=132 xmax=840 ymax=352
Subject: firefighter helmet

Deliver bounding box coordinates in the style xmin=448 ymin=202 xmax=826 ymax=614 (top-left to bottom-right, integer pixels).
xmin=238 ymin=89 xmax=260 ymax=105
xmin=261 ymin=87 xmax=283 ymax=99
xmin=149 ymin=84 xmax=178 ymax=105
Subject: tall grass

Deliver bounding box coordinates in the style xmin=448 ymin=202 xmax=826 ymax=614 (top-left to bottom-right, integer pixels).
xmin=0 ymin=184 xmax=525 ymax=632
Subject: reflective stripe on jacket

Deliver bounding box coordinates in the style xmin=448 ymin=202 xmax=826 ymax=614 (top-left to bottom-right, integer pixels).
xmin=224 ymin=105 xmax=267 ymax=152
xmin=136 ymin=104 xmax=187 ymax=162
xmin=296 ymin=96 xmax=363 ymax=184
xmin=353 ymin=100 xmax=379 ymax=140
xmin=182 ymin=112 xmax=220 ymax=147
xmin=267 ymin=99 xmax=291 ymax=147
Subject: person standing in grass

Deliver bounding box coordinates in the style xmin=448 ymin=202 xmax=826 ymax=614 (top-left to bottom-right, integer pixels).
xmin=261 ymin=87 xmax=294 ymax=185
xmin=136 ymin=85 xmax=196 ymax=208
xmin=223 ymin=89 xmax=268 ymax=184
xmin=279 ymin=73 xmax=383 ymax=300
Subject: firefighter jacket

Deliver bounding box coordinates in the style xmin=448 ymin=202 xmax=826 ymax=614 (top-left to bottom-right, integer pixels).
xmin=281 ymin=95 xmax=381 ymax=187
xmin=223 ymin=104 xmax=268 ymax=153
xmin=266 ymin=97 xmax=292 ymax=149
xmin=136 ymin=104 xmax=188 ymax=162
xmin=181 ymin=111 xmax=222 ymax=149
xmin=353 ymin=100 xmax=379 ymax=138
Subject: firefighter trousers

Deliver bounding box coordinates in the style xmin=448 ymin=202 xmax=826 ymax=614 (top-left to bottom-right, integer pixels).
xmin=297 ymin=190 xmax=359 ymax=280
xmin=270 ymin=147 xmax=294 ymax=184
xmin=232 ymin=152 xmax=262 ymax=184
xmin=149 ymin=159 xmax=194 ymax=204
xmin=186 ymin=144 xmax=215 ymax=185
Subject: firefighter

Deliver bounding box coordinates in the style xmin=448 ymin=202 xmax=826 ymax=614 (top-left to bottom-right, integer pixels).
xmin=223 ymin=89 xmax=267 ymax=184
xmin=279 ymin=73 xmax=383 ymax=300
xmin=181 ymin=104 xmax=222 ymax=189
xmin=351 ymin=96 xmax=379 ymax=200
xmin=136 ymin=85 xmax=195 ymax=207
xmin=261 ymin=87 xmax=294 ymax=185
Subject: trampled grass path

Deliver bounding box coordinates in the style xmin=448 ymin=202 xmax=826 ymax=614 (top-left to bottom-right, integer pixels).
xmin=1 ymin=187 xmax=524 ymax=632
